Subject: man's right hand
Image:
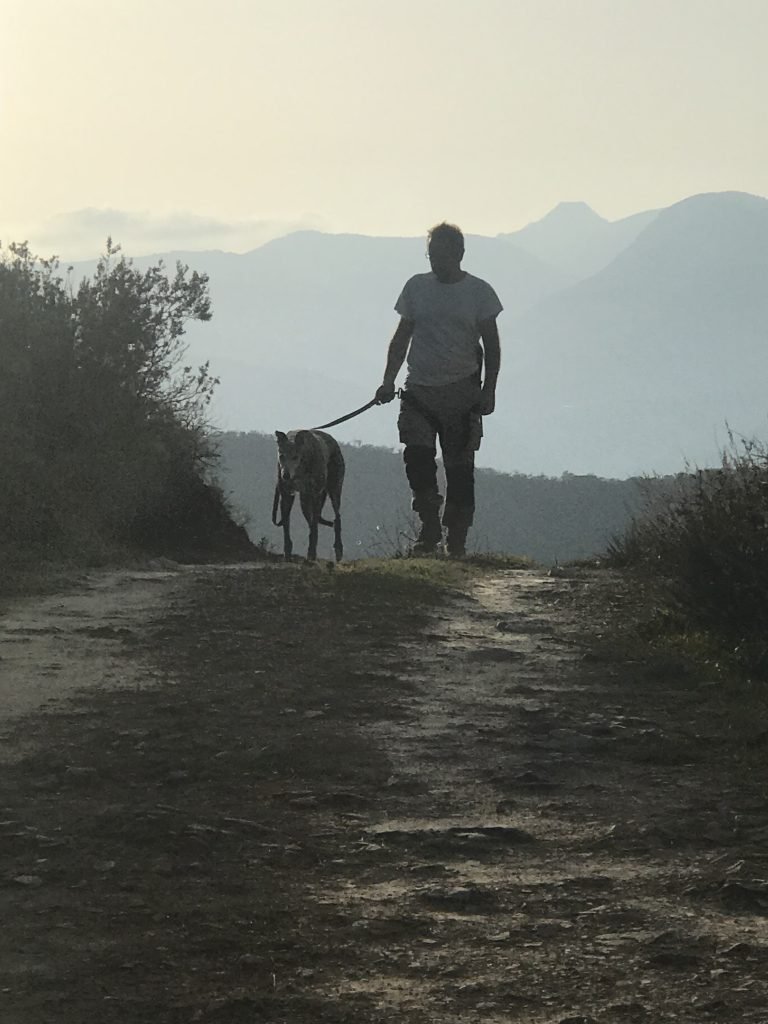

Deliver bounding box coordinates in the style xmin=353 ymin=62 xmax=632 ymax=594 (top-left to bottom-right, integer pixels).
xmin=375 ymin=384 xmax=396 ymax=404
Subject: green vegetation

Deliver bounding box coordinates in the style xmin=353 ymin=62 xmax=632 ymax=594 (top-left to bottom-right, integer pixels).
xmin=608 ymin=434 xmax=768 ymax=679
xmin=0 ymin=241 xmax=254 ymax=583
xmin=338 ymin=554 xmax=527 ymax=594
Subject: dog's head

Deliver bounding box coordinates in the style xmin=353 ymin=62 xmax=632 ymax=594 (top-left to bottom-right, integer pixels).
xmin=275 ymin=430 xmax=312 ymax=489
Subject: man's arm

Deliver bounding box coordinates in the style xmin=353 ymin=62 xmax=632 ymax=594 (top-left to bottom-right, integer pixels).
xmin=375 ymin=317 xmax=414 ymax=402
xmin=478 ymin=316 xmax=501 ymax=415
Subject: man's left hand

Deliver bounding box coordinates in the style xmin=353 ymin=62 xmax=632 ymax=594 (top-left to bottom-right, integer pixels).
xmin=478 ymin=389 xmax=496 ymax=416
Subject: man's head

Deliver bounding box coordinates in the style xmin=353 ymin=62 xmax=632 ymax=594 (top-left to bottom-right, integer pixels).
xmin=427 ymin=222 xmax=465 ymax=282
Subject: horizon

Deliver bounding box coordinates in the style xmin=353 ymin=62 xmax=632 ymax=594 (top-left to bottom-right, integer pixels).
xmin=3 ymin=1 xmax=766 ymax=259
xmin=7 ymin=187 xmax=767 ymax=264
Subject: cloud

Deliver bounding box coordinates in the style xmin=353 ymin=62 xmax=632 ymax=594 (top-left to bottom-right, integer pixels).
xmin=6 ymin=208 xmax=329 ymax=260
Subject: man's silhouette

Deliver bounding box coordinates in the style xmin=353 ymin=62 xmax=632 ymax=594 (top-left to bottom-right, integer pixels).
xmin=376 ymin=222 xmax=502 ymax=556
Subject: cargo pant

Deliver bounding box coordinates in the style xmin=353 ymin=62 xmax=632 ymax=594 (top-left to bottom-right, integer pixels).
xmin=397 ymin=374 xmax=483 ymax=546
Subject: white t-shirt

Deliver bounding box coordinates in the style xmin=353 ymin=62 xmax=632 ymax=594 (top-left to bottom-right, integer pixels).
xmin=395 ymin=272 xmax=503 ymax=386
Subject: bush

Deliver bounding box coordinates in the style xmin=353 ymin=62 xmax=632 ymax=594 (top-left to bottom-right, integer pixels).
xmin=608 ymin=433 xmax=768 ymax=675
xmin=0 ymin=241 xmax=253 ymax=566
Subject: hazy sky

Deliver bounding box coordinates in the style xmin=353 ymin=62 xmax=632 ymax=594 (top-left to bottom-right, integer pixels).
xmin=3 ymin=0 xmax=766 ymax=256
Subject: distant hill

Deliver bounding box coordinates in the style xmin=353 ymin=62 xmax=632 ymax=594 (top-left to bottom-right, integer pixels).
xmin=215 ymin=431 xmax=646 ymax=564
xmin=58 ymin=191 xmax=768 ymax=479
xmin=503 ymin=191 xmax=768 ymax=477
xmin=499 ymin=200 xmax=659 ymax=280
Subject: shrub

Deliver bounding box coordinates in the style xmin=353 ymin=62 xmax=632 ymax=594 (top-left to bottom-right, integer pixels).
xmin=0 ymin=241 xmax=251 ymax=566
xmin=608 ymin=433 xmax=768 ymax=675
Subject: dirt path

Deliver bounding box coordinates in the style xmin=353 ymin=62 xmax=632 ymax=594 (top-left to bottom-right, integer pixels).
xmin=0 ymin=569 xmax=185 ymax=724
xmin=1 ymin=562 xmax=767 ymax=1023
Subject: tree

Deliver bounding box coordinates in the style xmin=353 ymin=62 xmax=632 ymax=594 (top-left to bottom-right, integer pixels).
xmin=0 ymin=240 xmax=242 ymax=563
xmin=74 ymin=240 xmax=216 ymax=426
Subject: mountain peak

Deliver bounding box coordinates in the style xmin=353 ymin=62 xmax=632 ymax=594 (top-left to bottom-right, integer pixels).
xmin=501 ymin=200 xmax=646 ymax=281
xmin=546 ymin=200 xmax=604 ymax=223
xmin=513 ymin=201 xmax=607 ymax=240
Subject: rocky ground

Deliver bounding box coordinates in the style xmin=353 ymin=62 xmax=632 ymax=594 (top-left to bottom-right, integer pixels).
xmin=1 ymin=559 xmax=768 ymax=1023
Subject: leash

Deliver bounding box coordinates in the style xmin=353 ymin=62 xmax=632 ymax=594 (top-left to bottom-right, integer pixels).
xmin=313 ymin=397 xmax=380 ymax=430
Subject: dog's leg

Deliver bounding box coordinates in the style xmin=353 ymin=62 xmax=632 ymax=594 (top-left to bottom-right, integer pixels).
xmin=300 ymin=491 xmax=319 ymax=561
xmin=308 ymin=518 xmax=319 ymax=561
xmin=333 ymin=512 xmax=343 ymax=562
xmin=329 ymin=451 xmax=344 ymax=562
xmin=329 ymin=488 xmax=343 ymax=562
xmin=317 ymin=489 xmax=334 ymax=526
xmin=280 ymin=489 xmax=295 ymax=560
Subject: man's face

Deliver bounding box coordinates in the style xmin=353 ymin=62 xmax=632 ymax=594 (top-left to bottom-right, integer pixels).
xmin=428 ymin=237 xmax=463 ymax=280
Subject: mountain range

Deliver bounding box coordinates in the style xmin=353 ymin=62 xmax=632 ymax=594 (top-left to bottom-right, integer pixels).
xmin=60 ymin=190 xmax=768 ymax=479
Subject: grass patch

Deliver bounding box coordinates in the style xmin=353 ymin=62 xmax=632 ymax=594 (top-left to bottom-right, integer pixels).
xmin=577 ymin=568 xmax=768 ymax=773
xmin=338 ymin=552 xmax=534 ymax=592
xmin=461 ymin=552 xmax=537 ymax=571
xmin=339 ymin=556 xmax=473 ymax=594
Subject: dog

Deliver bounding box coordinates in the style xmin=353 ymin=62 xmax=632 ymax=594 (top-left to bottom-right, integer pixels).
xmin=271 ymin=429 xmax=344 ymax=562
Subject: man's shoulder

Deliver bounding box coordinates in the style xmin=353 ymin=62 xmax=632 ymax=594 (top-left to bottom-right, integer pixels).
xmin=396 ymin=273 xmax=434 ymax=316
xmin=464 ymin=272 xmax=497 ymax=291
xmin=401 ymin=272 xmax=434 ymax=290
xmin=465 ymin=273 xmax=503 ymax=312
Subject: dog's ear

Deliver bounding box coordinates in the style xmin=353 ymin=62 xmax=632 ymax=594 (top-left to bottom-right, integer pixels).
xmin=294 ymin=430 xmax=311 ymax=447
xmin=275 ymin=430 xmax=287 ymax=444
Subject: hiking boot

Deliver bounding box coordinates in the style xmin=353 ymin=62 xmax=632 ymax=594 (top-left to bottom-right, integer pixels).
xmin=411 ymin=539 xmax=441 ymax=557
xmin=411 ymin=508 xmax=443 ymax=556
xmin=446 ymin=525 xmax=468 ymax=559
xmin=409 ymin=488 xmax=443 ymax=555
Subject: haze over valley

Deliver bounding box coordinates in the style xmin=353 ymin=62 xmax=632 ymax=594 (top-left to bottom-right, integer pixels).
xmin=64 ymin=189 xmax=768 ymax=480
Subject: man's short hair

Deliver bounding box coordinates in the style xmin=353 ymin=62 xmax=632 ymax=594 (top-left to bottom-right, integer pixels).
xmin=428 ymin=222 xmax=465 ymax=258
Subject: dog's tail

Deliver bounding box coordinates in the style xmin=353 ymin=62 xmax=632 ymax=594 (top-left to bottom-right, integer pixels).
xmin=271 ymin=474 xmax=283 ymax=527
xmin=318 ymin=489 xmax=335 ymax=527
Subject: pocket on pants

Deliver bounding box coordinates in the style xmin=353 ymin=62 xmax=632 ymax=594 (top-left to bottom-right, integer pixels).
xmin=398 ymin=401 xmax=436 ymax=447
xmin=467 ymin=411 xmax=483 ymax=451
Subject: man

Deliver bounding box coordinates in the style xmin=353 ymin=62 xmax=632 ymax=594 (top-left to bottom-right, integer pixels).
xmin=375 ymin=222 xmax=503 ymax=557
